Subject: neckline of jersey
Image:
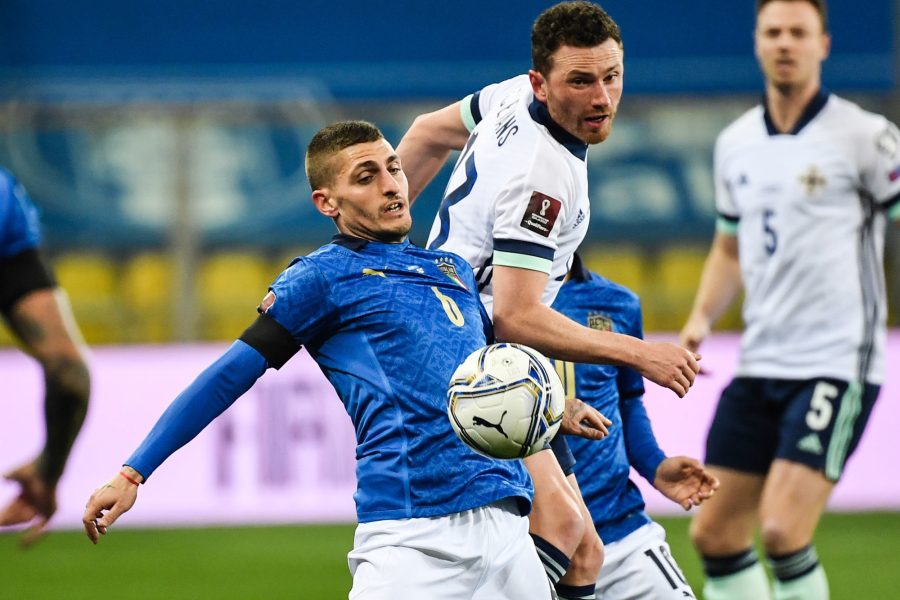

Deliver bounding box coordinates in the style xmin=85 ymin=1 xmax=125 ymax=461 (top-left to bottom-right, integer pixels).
xmin=331 ymin=233 xmax=411 ymax=252
xmin=527 ymin=98 xmax=589 ymax=161
xmin=762 ymin=87 xmax=831 ymax=136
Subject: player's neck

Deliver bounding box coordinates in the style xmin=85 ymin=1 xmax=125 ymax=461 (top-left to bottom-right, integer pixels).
xmin=765 ymin=79 xmax=821 ymax=134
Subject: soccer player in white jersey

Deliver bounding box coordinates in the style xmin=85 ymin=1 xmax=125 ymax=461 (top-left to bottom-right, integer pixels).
xmin=398 ymin=3 xmax=703 ymax=599
xmin=679 ymin=2 xmax=900 ymax=599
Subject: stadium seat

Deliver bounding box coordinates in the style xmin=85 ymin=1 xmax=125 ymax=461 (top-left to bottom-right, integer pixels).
xmin=52 ymin=252 xmax=122 ymax=344
xmin=120 ymin=252 xmax=175 ymax=343
xmin=198 ymin=252 xmax=276 ymax=340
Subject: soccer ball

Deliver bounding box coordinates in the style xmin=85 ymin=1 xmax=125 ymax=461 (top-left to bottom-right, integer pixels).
xmin=447 ymin=343 xmax=565 ymax=459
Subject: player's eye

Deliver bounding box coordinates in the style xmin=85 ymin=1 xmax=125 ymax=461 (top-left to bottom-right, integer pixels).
xmin=604 ymin=72 xmax=619 ymax=83
xmin=388 ymin=165 xmax=402 ymax=175
xmin=358 ymin=174 xmax=374 ymax=184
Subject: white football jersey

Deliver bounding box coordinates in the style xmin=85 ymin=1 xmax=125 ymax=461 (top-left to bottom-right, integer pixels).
xmin=426 ymin=75 xmax=591 ymax=317
xmin=715 ymin=91 xmax=900 ymax=384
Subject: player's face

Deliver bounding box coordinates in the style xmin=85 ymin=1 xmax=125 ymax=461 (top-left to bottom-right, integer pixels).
xmin=755 ymin=1 xmax=830 ymax=91
xmin=529 ymin=39 xmax=624 ymax=145
xmin=312 ymin=139 xmax=411 ymax=243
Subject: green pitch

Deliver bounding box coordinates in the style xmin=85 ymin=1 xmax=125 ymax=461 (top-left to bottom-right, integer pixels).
xmin=2 ymin=512 xmax=898 ymax=599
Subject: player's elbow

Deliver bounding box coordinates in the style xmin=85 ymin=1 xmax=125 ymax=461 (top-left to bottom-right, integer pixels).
xmin=492 ymin=308 xmax=524 ymax=343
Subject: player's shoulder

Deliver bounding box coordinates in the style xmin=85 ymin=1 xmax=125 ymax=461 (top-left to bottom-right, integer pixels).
xmin=589 ymin=272 xmax=640 ymax=308
xmin=716 ymin=104 xmax=765 ymax=148
xmin=821 ymin=93 xmax=893 ymax=136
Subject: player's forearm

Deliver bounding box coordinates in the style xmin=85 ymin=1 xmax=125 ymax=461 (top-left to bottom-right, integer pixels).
xmin=619 ymin=394 xmax=665 ymax=483
xmin=493 ymin=300 xmax=645 ymax=367
xmin=39 ymin=355 xmax=90 ymax=483
xmin=125 ymin=341 xmax=267 ymax=480
xmin=687 ymin=234 xmax=742 ymax=327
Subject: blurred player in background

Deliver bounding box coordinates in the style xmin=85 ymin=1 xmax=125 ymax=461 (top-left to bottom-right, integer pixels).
xmin=0 ymin=167 xmax=91 ymax=546
xmin=398 ymin=3 xmax=700 ymax=599
xmin=553 ymin=253 xmax=718 ymax=599
xmin=679 ymin=1 xmax=900 ymax=598
xmin=82 ymin=120 xmax=605 ymax=599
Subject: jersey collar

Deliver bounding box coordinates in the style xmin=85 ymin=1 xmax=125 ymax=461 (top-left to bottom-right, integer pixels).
xmin=763 ymin=87 xmax=830 ymax=136
xmin=568 ymin=252 xmax=593 ymax=282
xmin=528 ymin=98 xmax=589 ymax=161
xmin=331 ymin=233 xmax=410 ymax=252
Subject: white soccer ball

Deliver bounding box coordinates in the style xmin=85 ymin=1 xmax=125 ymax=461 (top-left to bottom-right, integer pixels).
xmin=447 ymin=343 xmax=565 ymax=459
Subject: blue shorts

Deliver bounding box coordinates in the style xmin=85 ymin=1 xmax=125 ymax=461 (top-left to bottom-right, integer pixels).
xmin=705 ymin=377 xmax=879 ymax=482
xmin=549 ymin=435 xmax=576 ymax=476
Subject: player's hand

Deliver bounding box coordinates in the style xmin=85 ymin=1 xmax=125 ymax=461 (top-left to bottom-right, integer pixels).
xmin=678 ymin=314 xmax=710 ymax=354
xmin=559 ymin=396 xmax=612 ymax=440
xmin=653 ymin=456 xmax=720 ymax=511
xmin=637 ymin=341 xmax=701 ymax=398
xmin=0 ymin=459 xmax=57 ymax=548
xmin=82 ymin=470 xmax=141 ymax=544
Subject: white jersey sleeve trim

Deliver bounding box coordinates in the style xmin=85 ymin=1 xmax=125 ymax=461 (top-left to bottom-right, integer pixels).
xmin=716 ymin=216 xmax=739 ymax=235
xmin=493 ymin=251 xmax=552 ymax=274
xmin=460 ymin=94 xmax=478 ymax=132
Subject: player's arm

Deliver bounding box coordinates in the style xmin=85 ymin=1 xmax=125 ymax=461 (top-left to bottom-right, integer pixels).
xmin=491 ymin=266 xmax=700 ymax=397
xmin=679 ymin=230 xmax=741 ymax=352
xmin=82 ymin=338 xmax=272 ymax=544
xmin=396 ymin=100 xmax=470 ymax=204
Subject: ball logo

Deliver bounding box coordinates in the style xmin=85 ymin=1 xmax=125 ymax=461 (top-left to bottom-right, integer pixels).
xmin=472 ymin=410 xmax=509 ymax=438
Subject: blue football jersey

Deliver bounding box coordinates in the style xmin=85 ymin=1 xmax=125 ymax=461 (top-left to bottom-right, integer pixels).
xmin=263 ymin=235 xmax=533 ymax=523
xmin=0 ymin=168 xmax=42 ymax=259
xmin=551 ymin=256 xmax=665 ymax=544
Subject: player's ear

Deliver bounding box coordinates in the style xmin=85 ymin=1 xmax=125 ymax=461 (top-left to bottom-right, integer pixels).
xmin=529 ymin=70 xmax=548 ymax=103
xmin=312 ymin=189 xmax=338 ymax=218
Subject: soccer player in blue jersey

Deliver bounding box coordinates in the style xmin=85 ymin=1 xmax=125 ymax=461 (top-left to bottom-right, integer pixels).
xmin=81 ymin=120 xmax=608 ymax=599
xmin=680 ymin=2 xmax=900 ymax=599
xmin=552 ymin=254 xmax=719 ymax=598
xmin=0 ymin=167 xmax=91 ymax=546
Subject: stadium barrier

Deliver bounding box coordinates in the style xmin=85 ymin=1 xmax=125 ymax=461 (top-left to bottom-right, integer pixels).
xmin=1 ymin=333 xmax=897 ymax=531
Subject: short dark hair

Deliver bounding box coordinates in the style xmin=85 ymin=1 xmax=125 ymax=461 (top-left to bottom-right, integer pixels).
xmin=305 ymin=120 xmax=384 ymax=189
xmin=756 ymin=0 xmax=828 ymax=32
xmin=531 ymin=1 xmax=622 ymax=75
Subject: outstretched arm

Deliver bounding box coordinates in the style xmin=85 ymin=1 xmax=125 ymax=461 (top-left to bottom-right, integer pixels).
xmin=396 ymin=101 xmax=470 ymax=204
xmin=679 ymin=232 xmax=741 ymax=352
xmin=82 ymin=340 xmax=267 ymax=544
xmin=492 ymin=266 xmax=701 ymax=397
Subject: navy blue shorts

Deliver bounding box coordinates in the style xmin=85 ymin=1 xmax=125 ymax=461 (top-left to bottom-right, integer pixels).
xmin=549 ymin=434 xmax=576 ymax=476
xmin=705 ymin=377 xmax=879 ymax=481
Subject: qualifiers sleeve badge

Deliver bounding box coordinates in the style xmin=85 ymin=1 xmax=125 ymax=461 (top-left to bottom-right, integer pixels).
xmin=520 ymin=191 xmax=562 ymax=238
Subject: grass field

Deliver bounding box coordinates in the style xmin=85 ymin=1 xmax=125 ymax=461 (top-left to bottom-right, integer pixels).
xmin=2 ymin=512 xmax=898 ymax=598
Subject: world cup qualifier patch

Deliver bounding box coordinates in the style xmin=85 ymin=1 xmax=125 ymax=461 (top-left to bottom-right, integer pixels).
xmin=587 ymin=313 xmax=613 ymax=331
xmin=519 ymin=191 xmax=562 ymax=237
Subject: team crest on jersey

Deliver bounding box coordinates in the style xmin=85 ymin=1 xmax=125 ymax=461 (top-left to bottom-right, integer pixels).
xmin=435 ymin=259 xmax=468 ymax=289
xmin=587 ymin=313 xmax=613 ymax=331
xmin=257 ymin=291 xmax=276 ymax=314
xmin=798 ymin=165 xmax=826 ymax=196
xmin=520 ymin=191 xmax=562 ymax=237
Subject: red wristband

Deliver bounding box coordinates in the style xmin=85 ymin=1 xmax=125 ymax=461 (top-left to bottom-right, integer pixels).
xmin=119 ymin=470 xmax=140 ymax=486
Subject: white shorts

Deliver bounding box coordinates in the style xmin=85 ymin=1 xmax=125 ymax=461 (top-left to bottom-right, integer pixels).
xmin=348 ymin=499 xmax=553 ymax=600
xmin=596 ymin=522 xmax=696 ymax=599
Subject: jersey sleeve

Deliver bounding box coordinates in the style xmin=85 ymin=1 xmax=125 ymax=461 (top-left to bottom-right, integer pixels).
xmin=712 ymin=136 xmax=740 ymax=236
xmin=460 ymin=74 xmax=530 ymax=132
xmin=491 ymin=155 xmax=570 ymax=275
xmin=268 ymin=258 xmax=338 ymax=339
xmin=859 ymin=118 xmax=900 ymax=220
xmin=0 ymin=170 xmax=43 ymax=258
xmin=615 ymin=293 xmax=646 ymax=400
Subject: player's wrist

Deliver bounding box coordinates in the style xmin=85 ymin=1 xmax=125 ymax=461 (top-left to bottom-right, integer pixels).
xmin=119 ymin=466 xmax=144 ymax=485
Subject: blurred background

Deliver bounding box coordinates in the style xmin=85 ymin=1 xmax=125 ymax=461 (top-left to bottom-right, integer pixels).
xmin=1 ymin=0 xmax=897 ymax=344
xmin=1 ymin=1 xmax=899 ymax=598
